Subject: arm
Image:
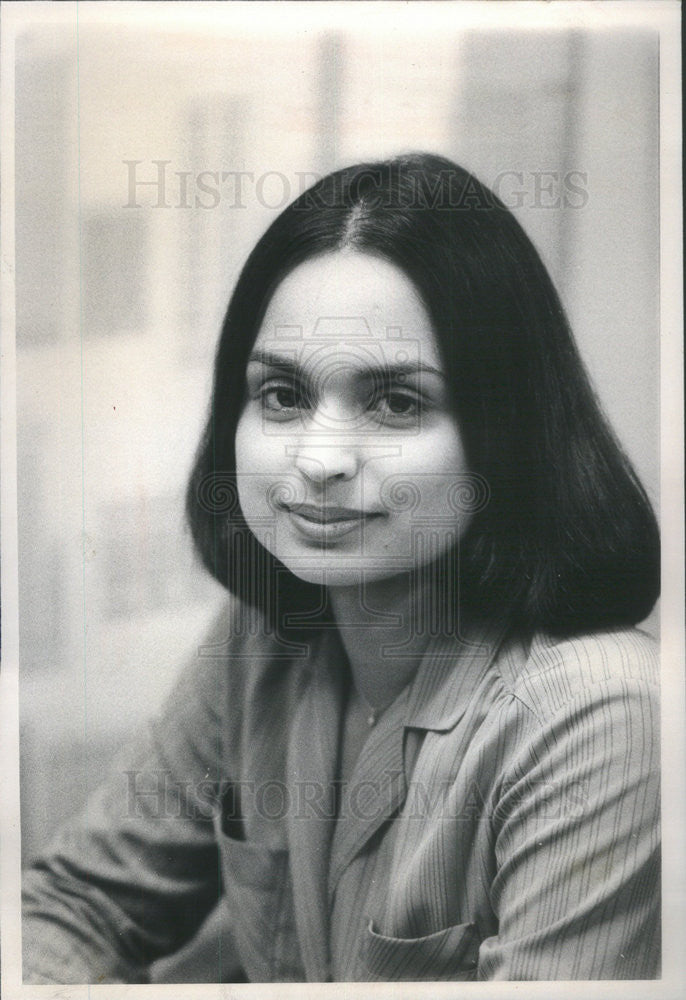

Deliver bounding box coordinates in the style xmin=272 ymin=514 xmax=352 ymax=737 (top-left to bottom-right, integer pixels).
xmin=479 ymin=676 xmax=660 ymax=980
xmin=22 ymin=610 xmax=234 ymax=984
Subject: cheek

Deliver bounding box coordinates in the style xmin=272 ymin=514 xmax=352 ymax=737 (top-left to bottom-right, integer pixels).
xmin=387 ymin=428 xmax=470 ymax=530
xmin=234 ymin=412 xmax=298 ymax=521
xmin=234 ymin=411 xmax=254 ymax=475
xmin=235 ymin=410 xmax=285 ymax=474
xmin=234 ymin=412 xmax=272 ymax=521
xmin=390 ymin=426 xmax=467 ymax=483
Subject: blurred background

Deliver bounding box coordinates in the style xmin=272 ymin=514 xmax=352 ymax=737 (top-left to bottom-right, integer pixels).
xmin=15 ymin=7 xmax=659 ymax=981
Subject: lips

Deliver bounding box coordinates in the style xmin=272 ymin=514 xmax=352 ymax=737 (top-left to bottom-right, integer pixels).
xmin=287 ymin=502 xmax=372 ymax=523
xmin=278 ymin=501 xmax=384 ymax=542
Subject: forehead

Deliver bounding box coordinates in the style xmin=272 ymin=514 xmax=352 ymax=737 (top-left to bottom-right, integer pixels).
xmin=253 ymin=251 xmax=441 ymax=367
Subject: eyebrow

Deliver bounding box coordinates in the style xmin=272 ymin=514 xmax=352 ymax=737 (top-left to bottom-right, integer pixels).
xmin=247 ymin=349 xmax=446 ymax=380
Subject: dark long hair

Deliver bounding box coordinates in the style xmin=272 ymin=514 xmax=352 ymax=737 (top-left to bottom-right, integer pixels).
xmin=187 ymin=153 xmax=659 ymax=637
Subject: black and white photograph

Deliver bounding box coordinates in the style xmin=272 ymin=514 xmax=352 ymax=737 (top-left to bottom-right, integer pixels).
xmin=1 ymin=1 xmax=683 ymax=996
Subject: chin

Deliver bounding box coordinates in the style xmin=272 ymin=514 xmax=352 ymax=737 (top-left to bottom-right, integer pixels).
xmin=278 ymin=557 xmax=415 ymax=589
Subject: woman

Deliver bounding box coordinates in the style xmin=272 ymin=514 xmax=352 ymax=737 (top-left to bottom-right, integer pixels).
xmin=23 ymin=154 xmax=660 ymax=982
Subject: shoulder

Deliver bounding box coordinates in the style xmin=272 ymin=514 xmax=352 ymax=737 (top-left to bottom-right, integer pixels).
xmin=495 ymin=626 xmax=659 ymax=726
xmin=159 ymin=594 xmax=314 ymax=716
xmin=151 ymin=594 xmax=315 ymax=775
xmin=482 ymin=628 xmax=661 ymax=801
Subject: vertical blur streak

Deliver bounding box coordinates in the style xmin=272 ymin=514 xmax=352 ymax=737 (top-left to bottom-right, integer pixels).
xmin=557 ymin=31 xmax=584 ymax=285
xmin=317 ymin=35 xmax=345 ymax=175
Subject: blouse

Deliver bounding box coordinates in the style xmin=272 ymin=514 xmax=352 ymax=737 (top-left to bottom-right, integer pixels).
xmin=22 ymin=599 xmax=660 ymax=982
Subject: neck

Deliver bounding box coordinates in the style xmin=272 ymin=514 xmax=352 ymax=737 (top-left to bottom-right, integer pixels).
xmin=328 ymin=571 xmax=439 ymax=710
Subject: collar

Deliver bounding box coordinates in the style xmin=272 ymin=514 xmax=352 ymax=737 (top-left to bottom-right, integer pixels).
xmin=311 ymin=617 xmax=513 ymax=734
xmin=403 ymin=619 xmax=512 ymax=731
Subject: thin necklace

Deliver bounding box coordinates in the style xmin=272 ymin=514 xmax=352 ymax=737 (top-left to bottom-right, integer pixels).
xmin=364 ymin=702 xmax=380 ymax=727
xmin=349 ymin=674 xmax=411 ymax=728
xmin=354 ymin=677 xmax=414 ymax=727
xmin=358 ymin=691 xmax=390 ymax=728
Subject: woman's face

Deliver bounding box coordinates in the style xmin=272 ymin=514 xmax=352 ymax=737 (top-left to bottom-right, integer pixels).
xmin=235 ymin=251 xmax=472 ymax=588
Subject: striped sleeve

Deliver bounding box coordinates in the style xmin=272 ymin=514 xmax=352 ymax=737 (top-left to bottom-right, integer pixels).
xmin=478 ymin=671 xmax=660 ymax=980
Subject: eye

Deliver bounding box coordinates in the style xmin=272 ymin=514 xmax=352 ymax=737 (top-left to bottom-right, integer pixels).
xmin=371 ymin=386 xmax=423 ymax=424
xmin=385 ymin=392 xmax=418 ymax=415
xmin=265 ymin=385 xmax=297 ymax=410
xmin=259 ymin=380 xmax=310 ymax=420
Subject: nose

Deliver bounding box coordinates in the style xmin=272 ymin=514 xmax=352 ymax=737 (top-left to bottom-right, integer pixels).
xmin=292 ymin=440 xmax=359 ymax=485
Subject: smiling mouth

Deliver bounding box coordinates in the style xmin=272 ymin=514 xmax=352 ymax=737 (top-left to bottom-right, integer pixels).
xmin=278 ymin=501 xmax=384 ymax=541
xmin=286 ymin=503 xmax=378 ymax=524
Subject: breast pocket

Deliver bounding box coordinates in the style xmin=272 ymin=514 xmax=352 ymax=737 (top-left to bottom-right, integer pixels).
xmin=213 ymin=817 xmax=300 ymax=981
xmin=361 ymin=919 xmax=480 ymax=981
